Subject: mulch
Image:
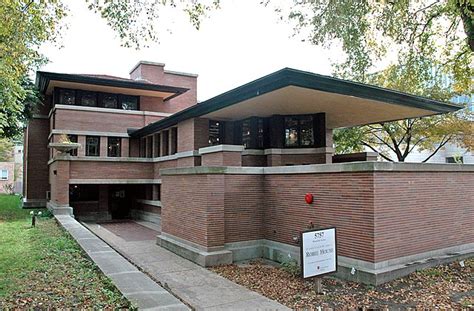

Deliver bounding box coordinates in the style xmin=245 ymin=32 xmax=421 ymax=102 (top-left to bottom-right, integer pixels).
xmin=211 ymin=258 xmax=473 ymax=310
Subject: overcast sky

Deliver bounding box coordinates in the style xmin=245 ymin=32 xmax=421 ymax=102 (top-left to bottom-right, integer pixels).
xmin=40 ymin=0 xmax=337 ymax=102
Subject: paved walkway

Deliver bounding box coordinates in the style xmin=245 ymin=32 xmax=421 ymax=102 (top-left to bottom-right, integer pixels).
xmin=84 ymin=221 xmax=289 ymax=310
xmin=55 ymin=215 xmax=189 ymax=310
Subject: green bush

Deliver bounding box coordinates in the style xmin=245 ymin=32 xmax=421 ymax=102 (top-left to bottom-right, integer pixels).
xmin=281 ymin=259 xmax=300 ymax=276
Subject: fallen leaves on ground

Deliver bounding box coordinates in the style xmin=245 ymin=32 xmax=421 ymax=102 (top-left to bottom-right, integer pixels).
xmin=211 ymin=259 xmax=473 ymax=310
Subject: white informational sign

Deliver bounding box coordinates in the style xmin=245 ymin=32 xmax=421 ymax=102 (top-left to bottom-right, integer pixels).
xmin=301 ymin=227 xmax=337 ymax=278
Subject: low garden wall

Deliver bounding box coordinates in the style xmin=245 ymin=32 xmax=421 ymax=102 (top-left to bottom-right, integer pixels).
xmin=159 ymin=162 xmax=474 ymax=284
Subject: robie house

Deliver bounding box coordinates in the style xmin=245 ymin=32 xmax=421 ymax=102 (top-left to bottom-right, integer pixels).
xmin=23 ymin=61 xmax=474 ymax=285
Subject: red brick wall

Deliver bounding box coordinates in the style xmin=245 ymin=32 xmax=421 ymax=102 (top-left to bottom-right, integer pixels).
xmin=267 ymin=153 xmax=329 ymax=166
xmin=130 ymin=63 xmax=197 ymax=112
xmin=161 ymin=174 xmax=225 ymax=248
xmin=264 ymin=172 xmax=375 ymax=262
xmin=242 ymin=155 xmax=266 ymax=167
xmin=153 ymin=160 xmax=178 ymax=179
xmin=54 ymin=109 xmax=149 ymax=133
xmin=201 ymin=152 xmax=242 ymax=167
xmin=49 ymin=160 xmax=70 ymax=205
xmin=24 ymin=118 xmax=50 ymax=200
xmin=373 ymin=171 xmax=474 ymax=262
xmin=177 ymin=118 xmax=209 ymax=152
xmin=161 ymin=169 xmax=473 ymax=264
xmin=224 ymin=174 xmax=264 ymax=243
xmin=69 ymin=161 xmax=154 ymax=180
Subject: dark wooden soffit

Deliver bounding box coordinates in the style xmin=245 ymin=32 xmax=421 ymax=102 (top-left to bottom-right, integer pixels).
xmin=130 ymin=67 xmax=462 ymax=137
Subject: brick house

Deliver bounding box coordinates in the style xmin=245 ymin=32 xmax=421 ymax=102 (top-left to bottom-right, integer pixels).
xmin=0 ymin=162 xmax=15 ymax=194
xmin=23 ymin=61 xmax=473 ymax=284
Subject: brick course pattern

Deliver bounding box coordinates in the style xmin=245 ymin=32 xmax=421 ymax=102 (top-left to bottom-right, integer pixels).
xmin=161 ymin=170 xmax=473 ymax=264
xmin=70 ymin=161 xmax=154 ymax=180
xmin=24 ymin=118 xmax=50 ymax=201
xmin=373 ymin=171 xmax=474 ymax=262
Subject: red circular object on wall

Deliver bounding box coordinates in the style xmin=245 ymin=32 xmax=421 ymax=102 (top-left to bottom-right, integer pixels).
xmin=305 ymin=193 xmax=314 ymax=204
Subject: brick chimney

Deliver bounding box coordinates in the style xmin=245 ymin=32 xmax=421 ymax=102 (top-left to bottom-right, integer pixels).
xmin=129 ymin=61 xmax=198 ymax=111
xmin=129 ymin=61 xmax=166 ymax=84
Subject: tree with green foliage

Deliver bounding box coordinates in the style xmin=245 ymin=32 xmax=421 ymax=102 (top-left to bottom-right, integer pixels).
xmin=1 ymin=0 xmax=472 ymax=160
xmin=333 ymin=58 xmax=473 ymax=162
xmin=0 ymin=0 xmax=66 ymax=139
xmin=0 ymin=0 xmax=215 ymax=139
xmin=284 ymin=0 xmax=473 ymax=162
xmin=0 ymin=137 xmax=14 ymax=162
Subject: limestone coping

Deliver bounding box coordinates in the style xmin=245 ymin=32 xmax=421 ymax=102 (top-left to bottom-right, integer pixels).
xmin=198 ymin=145 xmax=245 ymax=155
xmin=160 ymin=161 xmax=474 ymax=176
xmin=263 ymin=147 xmax=334 ymax=155
xmin=48 ymin=150 xmax=200 ymax=165
xmin=69 ymin=178 xmax=161 ymax=184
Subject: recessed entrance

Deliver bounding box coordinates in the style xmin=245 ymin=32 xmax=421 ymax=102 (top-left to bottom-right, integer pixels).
xmin=109 ymin=185 xmax=131 ymax=220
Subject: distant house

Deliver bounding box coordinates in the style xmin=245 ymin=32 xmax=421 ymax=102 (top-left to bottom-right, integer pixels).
xmin=0 ymin=162 xmax=15 ymax=194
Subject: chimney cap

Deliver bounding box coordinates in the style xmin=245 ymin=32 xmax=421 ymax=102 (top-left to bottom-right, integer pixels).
xmin=129 ymin=61 xmax=166 ymax=75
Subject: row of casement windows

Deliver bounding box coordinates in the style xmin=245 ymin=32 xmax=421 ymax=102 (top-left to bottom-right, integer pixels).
xmin=139 ymin=127 xmax=178 ymax=158
xmin=55 ymin=88 xmax=139 ymax=111
xmin=66 ymin=135 xmax=121 ymax=157
xmin=209 ymin=115 xmax=317 ymax=149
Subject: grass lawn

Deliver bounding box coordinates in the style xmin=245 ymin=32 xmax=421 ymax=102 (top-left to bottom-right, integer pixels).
xmin=0 ymin=194 xmax=131 ymax=309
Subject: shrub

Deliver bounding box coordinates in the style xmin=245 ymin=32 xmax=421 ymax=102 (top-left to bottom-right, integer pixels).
xmin=281 ymin=259 xmax=300 ymax=277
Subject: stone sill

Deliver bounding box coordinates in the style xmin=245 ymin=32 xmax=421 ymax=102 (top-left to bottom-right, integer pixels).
xmin=136 ymin=199 xmax=162 ymax=207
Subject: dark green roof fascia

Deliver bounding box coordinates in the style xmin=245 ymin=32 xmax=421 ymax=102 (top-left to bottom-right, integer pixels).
xmin=284 ymin=68 xmax=460 ymax=114
xmin=130 ymin=68 xmax=462 ymax=138
xmin=35 ymin=71 xmax=189 ymax=100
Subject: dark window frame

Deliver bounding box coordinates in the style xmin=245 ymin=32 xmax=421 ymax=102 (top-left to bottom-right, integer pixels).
xmin=171 ymin=127 xmax=178 ymax=155
xmin=107 ymin=137 xmax=121 ymax=157
xmin=146 ymin=136 xmax=153 ymax=158
xmin=67 ymin=134 xmax=78 ymax=156
xmin=209 ymin=120 xmax=225 ymax=146
xmin=86 ymin=136 xmax=100 ymax=156
xmin=77 ymin=90 xmax=98 ymax=107
xmin=54 ymin=87 xmax=140 ymax=111
xmin=162 ymin=130 xmax=169 ymax=156
xmin=283 ymin=114 xmax=315 ymax=148
xmin=55 ymin=88 xmax=77 ymax=105
xmin=119 ymin=94 xmax=139 ymax=111
xmin=153 ymin=133 xmax=161 ymax=157
xmin=139 ymin=137 xmax=146 ymax=158
xmin=238 ymin=117 xmax=267 ymax=150
xmin=99 ymin=93 xmax=119 ymax=109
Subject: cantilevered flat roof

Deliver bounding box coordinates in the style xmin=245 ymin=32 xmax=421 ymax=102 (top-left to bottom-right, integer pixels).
xmin=36 ymin=71 xmax=188 ymax=100
xmin=130 ymin=68 xmax=462 ymax=137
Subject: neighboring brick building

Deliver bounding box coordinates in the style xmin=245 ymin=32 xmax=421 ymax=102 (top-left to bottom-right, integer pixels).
xmin=0 ymin=162 xmax=15 ymax=194
xmin=23 ymin=61 xmax=473 ymax=284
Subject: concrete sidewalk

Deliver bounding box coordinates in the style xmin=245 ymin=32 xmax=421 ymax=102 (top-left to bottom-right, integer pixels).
xmin=55 ymin=215 xmax=189 ymax=310
xmin=84 ymin=221 xmax=289 ymax=310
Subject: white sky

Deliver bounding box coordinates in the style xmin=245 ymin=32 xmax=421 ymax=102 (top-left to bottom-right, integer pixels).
xmin=40 ymin=0 xmax=336 ymax=101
